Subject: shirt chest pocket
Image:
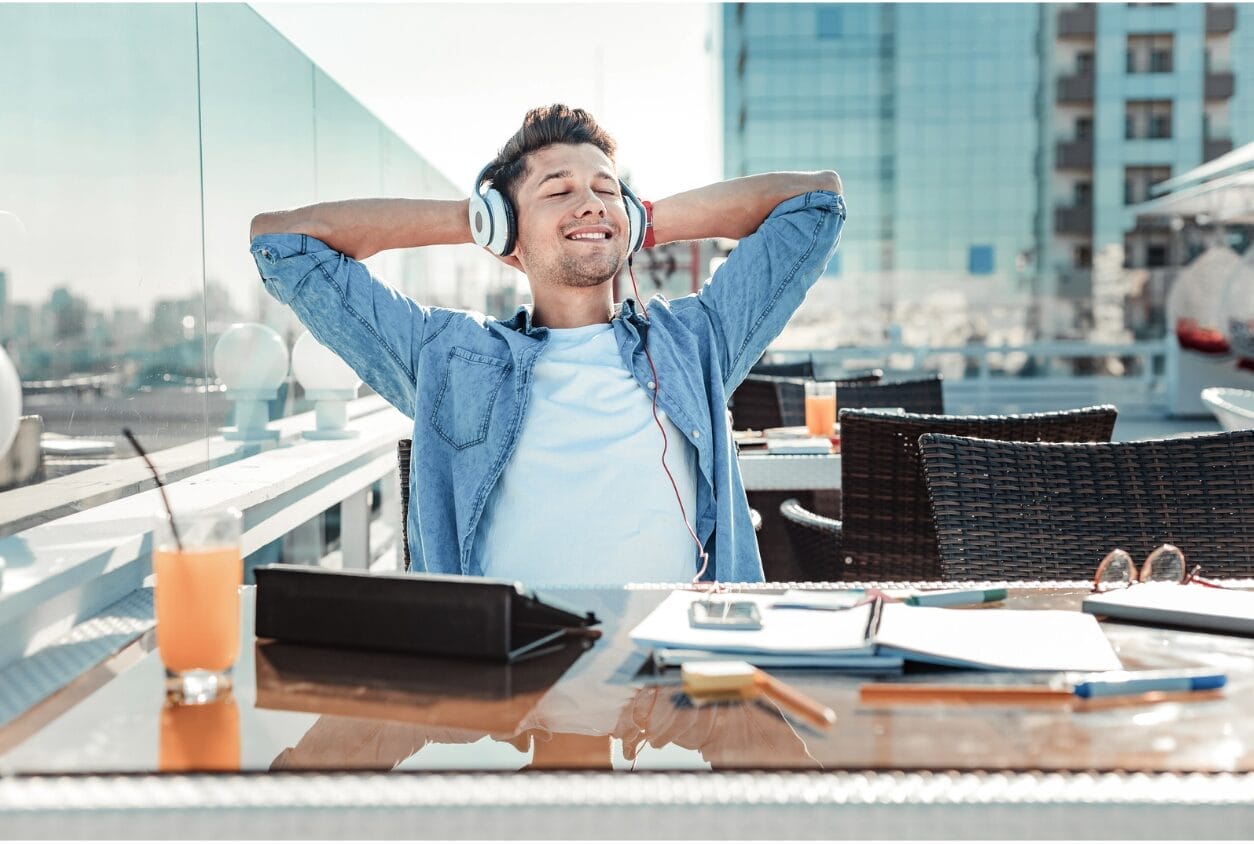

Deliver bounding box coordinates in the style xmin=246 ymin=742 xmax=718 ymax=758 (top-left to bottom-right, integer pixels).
xmin=431 ymin=347 xmax=513 ymax=450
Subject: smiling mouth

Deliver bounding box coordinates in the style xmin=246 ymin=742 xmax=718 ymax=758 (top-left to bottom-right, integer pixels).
xmin=566 ymin=232 xmax=612 ymax=242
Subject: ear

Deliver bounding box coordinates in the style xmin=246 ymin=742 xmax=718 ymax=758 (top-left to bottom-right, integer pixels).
xmin=491 ymin=251 xmax=524 ymax=273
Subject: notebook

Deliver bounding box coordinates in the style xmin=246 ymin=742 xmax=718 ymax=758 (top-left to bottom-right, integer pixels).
xmin=1082 ymin=583 xmax=1254 ymax=635
xmin=629 ymin=590 xmax=1122 ymax=672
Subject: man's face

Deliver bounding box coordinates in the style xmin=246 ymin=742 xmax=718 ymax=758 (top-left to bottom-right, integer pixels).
xmin=511 ymin=143 xmax=629 ymax=288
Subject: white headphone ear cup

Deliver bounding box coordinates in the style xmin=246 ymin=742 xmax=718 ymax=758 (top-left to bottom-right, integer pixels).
xmin=620 ymin=181 xmax=646 ymax=253
xmin=482 ymin=188 xmax=513 ymax=256
xmin=468 ymin=192 xmax=493 ymax=249
xmin=498 ymin=194 xmax=518 ymax=256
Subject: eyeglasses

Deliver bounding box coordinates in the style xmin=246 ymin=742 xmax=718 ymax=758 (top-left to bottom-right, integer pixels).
xmin=1091 ymin=544 xmax=1224 ymax=592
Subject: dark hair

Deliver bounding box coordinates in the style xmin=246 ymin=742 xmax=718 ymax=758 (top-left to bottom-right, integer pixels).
xmin=486 ymin=104 xmax=617 ymax=205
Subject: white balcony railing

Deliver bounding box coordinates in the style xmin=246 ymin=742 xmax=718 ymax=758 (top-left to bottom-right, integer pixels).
xmin=0 ymin=396 xmax=410 ymax=722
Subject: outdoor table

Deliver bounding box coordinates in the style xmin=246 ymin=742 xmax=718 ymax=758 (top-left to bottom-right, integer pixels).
xmin=1 ymin=582 xmax=1252 ymax=838
xmin=737 ymin=451 xmax=841 ymax=491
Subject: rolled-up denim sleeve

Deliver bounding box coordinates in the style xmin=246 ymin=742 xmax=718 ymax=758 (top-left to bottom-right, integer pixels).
xmin=250 ymin=233 xmax=423 ymax=415
xmin=695 ymin=190 xmax=846 ymax=392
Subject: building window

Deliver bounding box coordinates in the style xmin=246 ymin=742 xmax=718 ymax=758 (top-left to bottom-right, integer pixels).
xmin=1125 ymin=100 xmax=1172 ymax=139
xmin=1126 ymin=34 xmax=1173 ymax=74
xmin=1074 ymin=245 xmax=1093 ymax=269
xmin=1124 ymin=165 xmax=1172 ymax=205
xmin=1075 ymin=116 xmax=1093 ymax=140
xmin=1076 ymin=51 xmax=1094 ymax=75
xmin=1074 ymin=181 xmax=1092 ymax=206
xmin=817 ymin=7 xmax=842 ymax=38
xmin=1146 ymin=244 xmax=1169 ymax=267
xmin=968 ymin=245 xmax=995 ymax=275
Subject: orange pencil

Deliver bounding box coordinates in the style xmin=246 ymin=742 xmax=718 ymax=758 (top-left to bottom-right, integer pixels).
xmin=859 ymin=683 xmax=1072 ymax=706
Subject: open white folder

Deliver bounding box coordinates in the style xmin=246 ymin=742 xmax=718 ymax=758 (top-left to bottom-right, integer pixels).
xmin=1083 ymin=582 xmax=1254 ymax=635
xmin=629 ymin=591 xmax=1122 ymax=672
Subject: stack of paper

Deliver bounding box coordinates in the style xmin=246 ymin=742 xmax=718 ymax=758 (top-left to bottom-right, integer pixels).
xmin=629 ymin=590 xmax=1123 ymax=673
xmin=1083 ymin=583 xmax=1254 ymax=635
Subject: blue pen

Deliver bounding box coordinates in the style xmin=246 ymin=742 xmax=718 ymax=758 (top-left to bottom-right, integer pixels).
xmin=1073 ymin=668 xmax=1227 ymax=699
xmin=904 ymin=588 xmax=1008 ymax=608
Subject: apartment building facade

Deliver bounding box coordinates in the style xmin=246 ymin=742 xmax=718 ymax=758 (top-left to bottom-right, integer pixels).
xmin=723 ymin=2 xmax=1254 ymax=339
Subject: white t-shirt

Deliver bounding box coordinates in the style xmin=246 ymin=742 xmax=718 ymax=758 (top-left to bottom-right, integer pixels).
xmin=476 ymin=323 xmax=699 ymax=587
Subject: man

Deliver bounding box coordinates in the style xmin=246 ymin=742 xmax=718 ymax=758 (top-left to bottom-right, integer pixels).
xmin=250 ymin=104 xmax=844 ymax=586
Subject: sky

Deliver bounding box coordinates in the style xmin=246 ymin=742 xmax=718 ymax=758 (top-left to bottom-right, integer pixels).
xmin=252 ymin=2 xmax=724 ymax=199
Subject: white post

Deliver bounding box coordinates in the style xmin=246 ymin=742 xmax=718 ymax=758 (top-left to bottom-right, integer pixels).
xmin=340 ymin=486 xmax=371 ymax=570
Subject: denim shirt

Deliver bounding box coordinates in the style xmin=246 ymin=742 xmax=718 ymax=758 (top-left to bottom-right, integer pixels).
xmin=251 ymin=190 xmax=845 ymax=583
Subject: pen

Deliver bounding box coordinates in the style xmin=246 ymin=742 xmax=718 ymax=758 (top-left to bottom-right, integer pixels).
xmin=859 ymin=683 xmax=1225 ymax=709
xmin=859 ymin=683 xmax=1073 ymax=706
xmin=1072 ymin=668 xmax=1227 ymax=699
xmin=904 ymin=588 xmax=1008 ymax=607
xmin=861 ymin=670 xmax=1228 ymax=706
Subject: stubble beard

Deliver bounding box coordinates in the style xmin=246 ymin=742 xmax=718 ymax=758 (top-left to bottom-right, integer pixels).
xmin=525 ymin=242 xmax=625 ymax=289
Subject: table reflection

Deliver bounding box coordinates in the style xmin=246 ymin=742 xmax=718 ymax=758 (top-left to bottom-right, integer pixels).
xmin=256 ymin=634 xmax=818 ymax=771
xmin=159 ymin=693 xmax=240 ymax=772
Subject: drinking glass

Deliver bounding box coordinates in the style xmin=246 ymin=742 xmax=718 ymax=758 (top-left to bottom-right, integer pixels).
xmin=153 ymin=507 xmax=243 ymax=702
xmin=804 ymin=381 xmax=837 ymax=437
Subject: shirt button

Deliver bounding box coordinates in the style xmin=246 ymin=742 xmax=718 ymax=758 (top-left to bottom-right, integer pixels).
xmin=647 ymin=381 xmax=656 ymax=390
xmin=692 ymin=430 xmax=701 ymax=439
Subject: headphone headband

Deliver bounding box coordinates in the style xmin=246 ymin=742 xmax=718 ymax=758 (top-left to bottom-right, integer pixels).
xmin=467 ymin=162 xmax=646 ymax=257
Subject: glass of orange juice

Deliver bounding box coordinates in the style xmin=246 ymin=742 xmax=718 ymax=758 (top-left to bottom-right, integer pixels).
xmin=154 ymin=507 xmax=243 ymax=703
xmin=804 ymin=381 xmax=837 ymax=437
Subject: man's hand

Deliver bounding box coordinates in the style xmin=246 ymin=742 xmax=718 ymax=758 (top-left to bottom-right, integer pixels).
xmin=649 ymin=171 xmax=841 ymax=246
xmin=249 ymin=198 xmax=474 ymax=261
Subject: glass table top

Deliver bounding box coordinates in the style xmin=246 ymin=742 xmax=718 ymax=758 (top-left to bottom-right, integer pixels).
xmin=3 ymin=585 xmax=1253 ymax=775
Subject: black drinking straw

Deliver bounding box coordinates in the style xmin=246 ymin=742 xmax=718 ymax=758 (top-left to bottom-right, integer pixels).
xmin=122 ymin=427 xmax=184 ymax=552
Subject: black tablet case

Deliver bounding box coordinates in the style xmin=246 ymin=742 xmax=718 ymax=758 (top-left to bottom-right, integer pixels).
xmin=254 ymin=564 xmax=600 ymax=663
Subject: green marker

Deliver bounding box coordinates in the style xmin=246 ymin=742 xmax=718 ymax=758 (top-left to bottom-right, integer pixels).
xmin=905 ymin=588 xmax=1008 ymax=607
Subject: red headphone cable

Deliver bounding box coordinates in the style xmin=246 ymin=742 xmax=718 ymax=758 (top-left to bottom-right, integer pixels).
xmin=626 ymin=256 xmax=714 ymax=586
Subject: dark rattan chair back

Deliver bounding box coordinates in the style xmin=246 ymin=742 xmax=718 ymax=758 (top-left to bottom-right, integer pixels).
xmin=780 ymin=405 xmax=1118 ymax=581
xmin=920 ymin=429 xmax=1254 ymax=579
xmin=729 ymin=376 xmax=804 ymax=430
xmin=731 ymin=372 xmax=884 ymax=431
xmin=398 ymin=438 xmax=412 ymax=570
xmin=750 ymin=358 xmax=815 ymax=378
xmin=835 ymin=374 xmax=946 ymax=415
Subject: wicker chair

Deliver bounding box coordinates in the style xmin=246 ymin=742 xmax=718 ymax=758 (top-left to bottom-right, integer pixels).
xmin=750 ymin=358 xmax=815 ymax=378
xmin=730 ymin=371 xmax=884 ymax=431
xmin=835 ymin=374 xmax=946 ymax=415
xmin=920 ymin=429 xmax=1254 ymax=580
xmin=397 ymin=438 xmax=763 ymax=572
xmin=398 ymin=439 xmax=413 ymax=570
xmin=779 ymin=405 xmax=1118 ymax=581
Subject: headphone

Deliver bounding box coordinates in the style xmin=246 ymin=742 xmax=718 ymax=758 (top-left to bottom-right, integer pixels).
xmin=469 ymin=163 xmax=648 ymax=257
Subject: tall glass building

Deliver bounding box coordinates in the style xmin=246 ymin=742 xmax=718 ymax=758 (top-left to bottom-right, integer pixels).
xmin=723 ymin=3 xmax=1254 ymax=344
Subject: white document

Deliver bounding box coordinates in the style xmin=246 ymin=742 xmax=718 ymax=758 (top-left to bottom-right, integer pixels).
xmin=630 ymin=591 xmax=1124 ymax=673
xmin=875 ymin=603 xmax=1123 ymax=672
xmin=652 ymin=649 xmax=904 ymax=672
xmin=628 ymin=591 xmax=877 ymax=656
xmin=1083 ymin=582 xmax=1254 ymax=635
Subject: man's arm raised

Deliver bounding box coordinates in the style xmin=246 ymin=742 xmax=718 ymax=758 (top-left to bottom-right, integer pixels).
xmin=249 ymin=198 xmax=474 ymax=261
xmin=648 ymin=171 xmax=841 ymax=245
